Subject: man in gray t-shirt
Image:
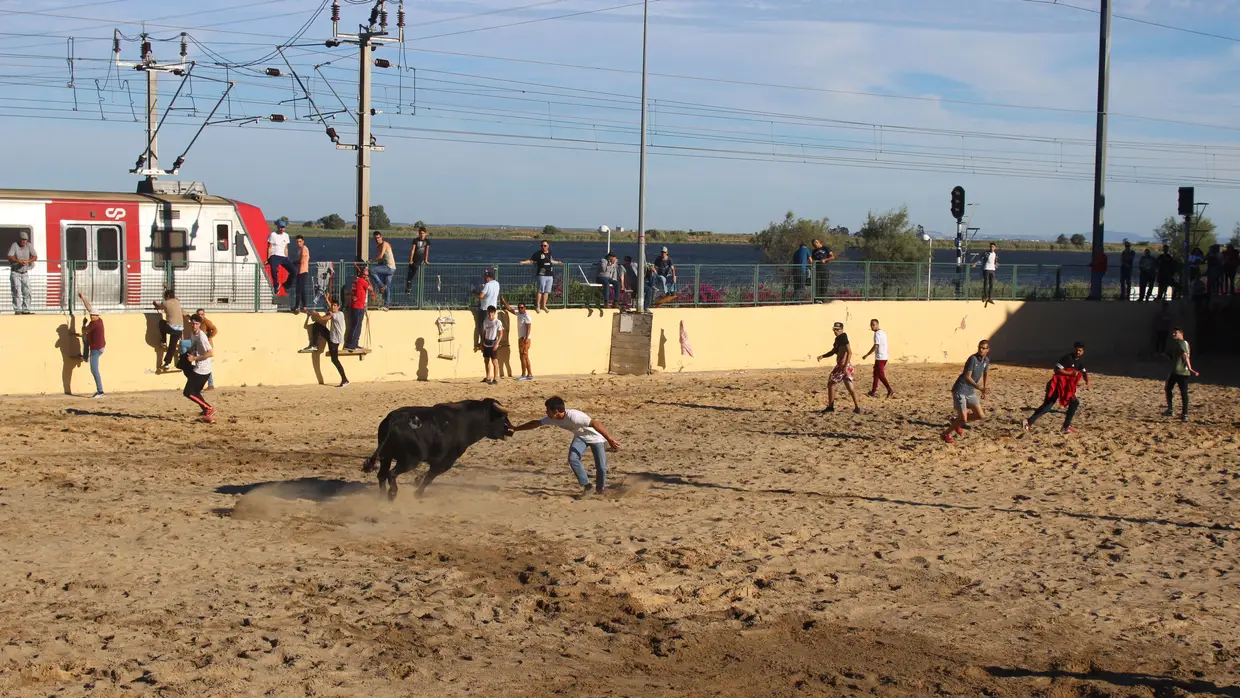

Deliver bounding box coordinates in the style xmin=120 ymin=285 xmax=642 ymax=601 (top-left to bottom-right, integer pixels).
xmin=7 ymin=231 xmax=38 ymax=314
xmin=943 ymin=339 xmax=991 ymax=444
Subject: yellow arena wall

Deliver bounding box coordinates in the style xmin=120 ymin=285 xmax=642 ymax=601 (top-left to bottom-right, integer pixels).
xmin=0 ymin=300 xmax=1179 ymax=396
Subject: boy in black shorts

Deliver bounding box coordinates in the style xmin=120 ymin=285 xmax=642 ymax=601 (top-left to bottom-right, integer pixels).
xmin=476 ymin=305 xmax=503 ymax=385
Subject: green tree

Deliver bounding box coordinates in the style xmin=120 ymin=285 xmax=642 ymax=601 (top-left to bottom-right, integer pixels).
xmin=1228 ymin=223 xmax=1240 ymax=248
xmin=752 ymin=211 xmax=832 ymax=263
xmin=1154 ymin=216 xmax=1216 ymax=255
xmin=413 ymin=220 xmax=426 ymax=230
xmin=369 ymin=205 xmax=392 ymax=230
xmin=858 ymin=206 xmax=922 ymax=262
xmin=318 ymin=213 xmax=347 ymax=230
xmin=302 ymin=220 xmax=316 ymax=229
xmin=1069 ymin=233 xmax=1087 ymax=248
xmin=1056 ymin=234 xmax=1069 ymax=246
xmin=543 ymin=225 xmax=559 ymax=236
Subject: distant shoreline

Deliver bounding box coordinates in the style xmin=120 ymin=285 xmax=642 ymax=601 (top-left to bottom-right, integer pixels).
xmin=288 ymin=226 xmax=1143 ymax=253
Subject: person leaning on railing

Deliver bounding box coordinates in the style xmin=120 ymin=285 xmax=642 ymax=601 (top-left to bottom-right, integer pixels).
xmin=291 ymin=235 xmax=311 ymax=314
xmin=153 ymin=289 xmax=184 ymax=372
xmin=7 ymin=230 xmax=38 ymax=314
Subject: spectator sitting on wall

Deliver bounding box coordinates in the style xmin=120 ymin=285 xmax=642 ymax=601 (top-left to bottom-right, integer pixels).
xmin=597 ymin=252 xmax=620 ymax=309
xmin=368 ymin=231 xmax=396 ymax=309
xmin=654 ymin=247 xmax=676 ymax=297
xmin=153 ymin=289 xmax=184 ymax=372
xmin=621 ymin=255 xmax=639 ymax=308
xmin=195 ymin=308 xmax=218 ymax=390
xmin=7 ymin=230 xmax=38 ymax=315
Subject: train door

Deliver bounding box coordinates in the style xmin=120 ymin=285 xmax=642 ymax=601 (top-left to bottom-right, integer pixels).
xmin=210 ymin=217 xmax=243 ymax=306
xmin=63 ymin=222 xmax=124 ymax=308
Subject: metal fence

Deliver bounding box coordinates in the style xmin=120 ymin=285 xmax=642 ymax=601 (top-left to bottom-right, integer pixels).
xmin=1 ymin=259 xmax=1182 ymax=314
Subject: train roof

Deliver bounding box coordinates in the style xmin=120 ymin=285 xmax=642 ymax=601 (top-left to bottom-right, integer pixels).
xmin=0 ymin=188 xmax=238 ymax=206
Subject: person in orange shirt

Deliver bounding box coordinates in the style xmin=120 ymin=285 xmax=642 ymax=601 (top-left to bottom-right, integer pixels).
xmin=292 ymin=235 xmax=311 ymax=313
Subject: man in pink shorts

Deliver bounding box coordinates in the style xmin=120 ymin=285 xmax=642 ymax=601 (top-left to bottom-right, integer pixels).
xmin=817 ymin=321 xmax=860 ymax=414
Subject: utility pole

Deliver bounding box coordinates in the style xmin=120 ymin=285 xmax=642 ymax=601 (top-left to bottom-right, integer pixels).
xmin=327 ymin=0 xmax=403 ymax=262
xmin=115 ymin=30 xmax=191 ymax=193
xmin=1089 ymin=0 xmax=1112 ymax=301
xmin=635 ymin=0 xmax=651 ymax=312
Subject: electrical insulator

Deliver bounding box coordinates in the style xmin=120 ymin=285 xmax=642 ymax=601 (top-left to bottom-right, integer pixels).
xmin=134 ymin=154 xmax=146 ymax=169
xmin=380 ymin=8 xmax=388 ymax=27
xmin=326 ymin=39 xmax=340 ymax=48
xmin=141 ymin=40 xmax=152 ymax=60
xmin=326 ymin=126 xmax=340 ymax=144
xmin=112 ymin=32 xmax=121 ymax=55
xmin=180 ymin=33 xmax=187 ymax=60
xmin=270 ymin=114 xmax=286 ymax=123
xmin=398 ymin=4 xmax=405 ymax=28
xmin=265 ymin=68 xmax=282 ymax=77
xmin=331 ymin=1 xmax=340 ymax=22
xmin=373 ymin=58 xmax=391 ymax=69
xmin=172 ymin=156 xmax=186 ymax=171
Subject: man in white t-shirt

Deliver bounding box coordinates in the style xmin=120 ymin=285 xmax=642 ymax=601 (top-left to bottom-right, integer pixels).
xmin=513 ymin=396 xmax=621 ymax=497
xmin=861 ymin=318 xmax=893 ymax=398
xmin=474 ymin=268 xmax=501 ymax=347
xmin=183 ymin=315 xmax=217 ymax=423
xmin=266 ymin=221 xmax=296 ymax=294
xmin=982 ymin=243 xmax=998 ymax=304
xmin=476 ymin=305 xmax=503 ymax=385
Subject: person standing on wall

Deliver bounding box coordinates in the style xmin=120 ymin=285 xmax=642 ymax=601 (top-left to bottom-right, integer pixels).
xmin=792 ymin=242 xmax=810 ymax=299
xmin=344 ymin=263 xmax=373 ymax=352
xmin=154 ymin=289 xmax=184 ymax=372
xmin=817 ymin=321 xmax=861 ymax=414
xmin=404 ymin=225 xmax=431 ymax=302
xmin=75 ymin=292 xmax=105 ymax=398
xmin=1089 ymin=249 xmax=1109 ymax=300
xmin=1137 ymin=248 xmax=1156 ymax=301
xmin=982 ymin=243 xmax=998 ymax=304
xmin=266 ymin=221 xmax=295 ymax=294
xmin=1163 ymin=327 xmax=1199 ymax=423
xmin=1223 ymin=243 xmax=1239 ymax=296
xmin=1022 ymin=341 xmax=1090 ymax=435
xmin=307 ymin=299 xmax=350 ymax=388
xmin=291 ymin=235 xmax=311 ymax=314
xmin=1119 ymin=240 xmax=1135 ymax=301
xmin=195 ymin=308 xmax=218 ymax=391
xmin=1155 ymin=244 xmax=1177 ymax=301
xmin=811 ymin=239 xmax=834 ymax=302
xmin=520 ymin=240 xmax=560 ymax=313
xmin=7 ymin=231 xmax=37 ymax=314
xmin=368 ymin=231 xmax=396 ymax=309
xmin=942 ymin=340 xmax=990 ymax=444
xmin=861 ymin=318 xmax=893 ymax=399
xmin=183 ymin=315 xmax=216 ymax=424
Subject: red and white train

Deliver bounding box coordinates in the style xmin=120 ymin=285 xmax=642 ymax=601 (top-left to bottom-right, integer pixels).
xmin=0 ymin=184 xmax=280 ymax=313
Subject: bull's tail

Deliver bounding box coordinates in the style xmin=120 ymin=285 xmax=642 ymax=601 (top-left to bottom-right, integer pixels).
xmin=362 ymin=419 xmax=393 ymax=473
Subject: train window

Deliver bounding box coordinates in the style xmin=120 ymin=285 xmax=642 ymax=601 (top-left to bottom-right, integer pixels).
xmin=0 ymin=226 xmax=31 ymax=256
xmin=233 ymin=231 xmax=249 ymax=256
xmin=151 ymin=228 xmax=189 ymax=270
xmin=65 ymin=226 xmax=88 ymax=271
xmin=216 ymin=224 xmax=229 ymax=252
xmin=96 ymin=226 xmax=120 ymax=272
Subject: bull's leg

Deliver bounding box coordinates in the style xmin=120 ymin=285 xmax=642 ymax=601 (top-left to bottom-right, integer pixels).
xmin=376 ymin=459 xmax=393 ymax=497
xmin=415 ymin=460 xmax=454 ymax=499
xmin=386 ymin=458 xmax=420 ymax=502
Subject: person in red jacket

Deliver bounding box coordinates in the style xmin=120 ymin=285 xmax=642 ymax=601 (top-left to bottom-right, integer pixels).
xmin=1022 ymin=342 xmax=1091 ymax=434
xmin=1090 ymin=251 xmax=1109 ymax=300
xmin=344 ymin=263 xmax=373 ymax=351
xmin=75 ymin=292 xmax=106 ymax=398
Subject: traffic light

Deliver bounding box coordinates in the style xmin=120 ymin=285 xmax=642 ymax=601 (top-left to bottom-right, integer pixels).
xmin=950 ymin=186 xmax=965 ymax=221
xmin=1178 ymin=186 xmax=1194 ymax=217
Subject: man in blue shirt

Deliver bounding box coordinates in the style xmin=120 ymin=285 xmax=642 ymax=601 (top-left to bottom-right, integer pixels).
xmin=792 ymin=242 xmax=811 ymax=297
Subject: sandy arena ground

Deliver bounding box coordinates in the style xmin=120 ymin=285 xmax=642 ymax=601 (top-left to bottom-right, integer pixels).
xmin=1 ymin=362 xmax=1238 ymax=697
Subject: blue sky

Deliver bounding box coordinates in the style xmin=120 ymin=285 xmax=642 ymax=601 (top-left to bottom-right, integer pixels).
xmin=3 ymin=0 xmax=1240 ymax=239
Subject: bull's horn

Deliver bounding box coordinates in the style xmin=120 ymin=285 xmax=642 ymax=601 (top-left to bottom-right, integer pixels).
xmin=494 ymin=404 xmax=509 ymax=415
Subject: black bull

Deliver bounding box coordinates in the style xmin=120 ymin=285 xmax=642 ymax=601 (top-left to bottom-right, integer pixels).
xmin=362 ymin=398 xmax=515 ymax=500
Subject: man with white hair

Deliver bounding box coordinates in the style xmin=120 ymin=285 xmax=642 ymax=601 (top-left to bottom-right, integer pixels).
xmin=7 ymin=231 xmax=38 ymax=314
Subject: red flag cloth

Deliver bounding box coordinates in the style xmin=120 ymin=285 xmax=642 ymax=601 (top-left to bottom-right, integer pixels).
xmin=1045 ymin=370 xmax=1083 ymax=407
xmin=679 ymin=320 xmax=694 ymax=358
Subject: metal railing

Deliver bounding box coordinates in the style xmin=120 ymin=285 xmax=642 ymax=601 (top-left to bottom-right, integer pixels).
xmin=0 ymin=259 xmax=1188 ymax=314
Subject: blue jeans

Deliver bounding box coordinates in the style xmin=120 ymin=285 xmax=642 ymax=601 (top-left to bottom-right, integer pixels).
xmin=345 ymin=307 xmax=365 ymax=349
xmin=88 ymin=348 xmax=104 ymax=394
xmin=568 ymin=437 xmax=607 ymax=490
xmin=597 ymin=277 xmax=619 ymax=305
xmin=293 ymin=272 xmax=311 ymax=311
xmin=267 ymin=255 xmax=295 ymax=291
xmin=370 ymin=265 xmax=394 ymax=306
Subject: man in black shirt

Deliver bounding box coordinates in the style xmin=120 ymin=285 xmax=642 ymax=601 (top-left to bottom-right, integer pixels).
xmin=816 ymin=321 xmax=860 ymax=414
xmin=519 ymin=240 xmax=561 ymax=312
xmin=654 ymin=247 xmax=676 ymax=298
xmin=810 ymin=239 xmax=834 ymax=302
xmin=1156 ymin=245 xmax=1177 ymax=300
xmin=404 ymin=225 xmax=431 ymax=299
xmin=1119 ymin=240 xmax=1135 ymax=301
xmin=1022 ymin=341 xmax=1091 ymax=434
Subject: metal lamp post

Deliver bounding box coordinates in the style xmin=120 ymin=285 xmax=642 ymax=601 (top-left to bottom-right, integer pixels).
xmin=923 ymin=233 xmax=933 ymax=300
xmin=635 ymin=0 xmax=650 ymax=312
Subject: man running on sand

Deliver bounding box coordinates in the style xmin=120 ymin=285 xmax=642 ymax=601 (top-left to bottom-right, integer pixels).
xmin=513 ymin=396 xmax=621 ymax=498
xmin=183 ymin=315 xmax=216 ymax=423
xmin=942 ymin=339 xmax=990 ymax=444
xmin=1022 ymin=341 xmax=1090 ymax=435
xmin=817 ymin=321 xmax=860 ymax=414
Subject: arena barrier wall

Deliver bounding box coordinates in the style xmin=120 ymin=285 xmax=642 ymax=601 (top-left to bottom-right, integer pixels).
xmin=0 ymin=300 xmax=1181 ymax=396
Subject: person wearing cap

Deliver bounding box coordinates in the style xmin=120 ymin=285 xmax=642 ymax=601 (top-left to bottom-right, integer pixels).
xmin=183 ymin=314 xmax=217 ymax=424
xmin=597 ymin=252 xmax=621 ymax=308
xmin=817 ymin=322 xmax=861 ymax=414
xmin=7 ymin=230 xmax=38 ymax=314
xmin=368 ymin=230 xmax=396 ymax=308
xmin=653 ymin=247 xmax=676 ymax=298
xmin=74 ymin=292 xmax=105 ymax=398
xmin=1022 ymin=341 xmax=1091 ymax=435
xmin=266 ymin=221 xmax=295 ymax=295
xmin=344 ymin=263 xmax=373 ymax=351
xmin=474 ymin=268 xmax=501 ymax=348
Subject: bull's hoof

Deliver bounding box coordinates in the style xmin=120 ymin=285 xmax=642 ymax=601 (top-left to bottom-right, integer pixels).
xmin=386 ymin=488 xmax=398 ymax=502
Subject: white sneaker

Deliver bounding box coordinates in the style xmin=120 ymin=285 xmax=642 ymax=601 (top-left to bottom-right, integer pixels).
xmin=91 ymin=392 xmax=105 ymax=399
